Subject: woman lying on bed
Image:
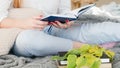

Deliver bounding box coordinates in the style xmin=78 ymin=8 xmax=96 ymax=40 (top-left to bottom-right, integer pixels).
xmin=0 ymin=0 xmax=118 ymax=57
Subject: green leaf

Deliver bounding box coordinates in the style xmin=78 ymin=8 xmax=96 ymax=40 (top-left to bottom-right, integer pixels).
xmin=79 ymin=44 xmax=91 ymax=54
xmin=85 ymin=54 xmax=96 ymax=67
xmin=76 ymin=56 xmax=86 ymax=68
xmin=76 ymin=54 xmax=101 ymax=68
xmin=52 ymin=56 xmax=65 ymax=60
xmin=104 ymin=50 xmax=115 ymax=61
xmin=90 ymin=58 xmax=101 ymax=68
xmin=67 ymin=49 xmax=81 ymax=56
xmin=52 ymin=45 xmax=115 ymax=68
xmin=88 ymin=46 xmax=105 ymax=57
xmin=67 ymin=55 xmax=77 ymax=68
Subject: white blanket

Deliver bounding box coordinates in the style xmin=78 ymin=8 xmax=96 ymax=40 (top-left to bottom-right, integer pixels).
xmin=88 ymin=2 xmax=120 ymax=18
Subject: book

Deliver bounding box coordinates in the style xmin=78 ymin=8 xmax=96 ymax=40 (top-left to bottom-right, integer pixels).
xmin=57 ymin=63 xmax=112 ymax=68
xmin=56 ymin=52 xmax=112 ymax=68
xmin=57 ymin=52 xmax=111 ymax=66
xmin=41 ymin=4 xmax=95 ymax=23
xmin=58 ymin=59 xmax=110 ymax=66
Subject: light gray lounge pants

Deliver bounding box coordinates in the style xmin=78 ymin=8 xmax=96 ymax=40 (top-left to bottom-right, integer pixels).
xmin=12 ymin=22 xmax=120 ymax=57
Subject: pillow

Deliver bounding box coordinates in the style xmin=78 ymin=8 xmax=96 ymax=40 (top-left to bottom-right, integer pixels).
xmin=0 ymin=28 xmax=22 ymax=56
xmin=0 ymin=8 xmax=42 ymax=56
xmin=8 ymin=8 xmax=43 ymax=19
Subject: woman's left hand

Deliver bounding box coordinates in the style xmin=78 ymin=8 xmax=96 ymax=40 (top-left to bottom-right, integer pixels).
xmin=51 ymin=20 xmax=74 ymax=29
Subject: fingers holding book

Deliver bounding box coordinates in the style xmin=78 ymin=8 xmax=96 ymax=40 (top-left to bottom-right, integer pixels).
xmin=51 ymin=20 xmax=74 ymax=29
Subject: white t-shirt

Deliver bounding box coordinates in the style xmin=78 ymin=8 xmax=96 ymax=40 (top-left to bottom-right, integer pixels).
xmin=0 ymin=0 xmax=71 ymax=22
xmin=21 ymin=0 xmax=71 ymax=15
xmin=0 ymin=0 xmax=12 ymax=22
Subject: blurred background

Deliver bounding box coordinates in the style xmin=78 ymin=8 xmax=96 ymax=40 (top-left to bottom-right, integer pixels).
xmin=71 ymin=0 xmax=120 ymax=9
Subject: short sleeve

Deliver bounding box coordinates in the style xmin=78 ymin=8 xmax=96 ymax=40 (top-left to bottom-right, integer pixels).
xmin=0 ymin=0 xmax=12 ymax=22
xmin=58 ymin=0 xmax=71 ymax=14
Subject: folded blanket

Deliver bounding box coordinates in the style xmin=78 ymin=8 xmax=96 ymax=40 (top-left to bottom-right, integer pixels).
xmin=75 ymin=14 xmax=120 ymax=24
xmin=0 ymin=55 xmax=57 ymax=68
xmin=110 ymin=43 xmax=120 ymax=68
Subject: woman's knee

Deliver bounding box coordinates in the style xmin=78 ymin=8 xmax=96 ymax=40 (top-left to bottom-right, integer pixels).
xmin=15 ymin=30 xmax=36 ymax=47
xmin=14 ymin=30 xmax=51 ymax=56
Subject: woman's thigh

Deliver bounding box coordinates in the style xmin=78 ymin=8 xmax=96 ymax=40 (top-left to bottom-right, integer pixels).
xmin=51 ymin=22 xmax=120 ymax=44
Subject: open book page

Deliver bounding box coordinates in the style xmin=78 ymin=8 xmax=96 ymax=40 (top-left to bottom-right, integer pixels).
xmin=41 ymin=4 xmax=95 ymax=23
xmin=70 ymin=4 xmax=95 ymax=18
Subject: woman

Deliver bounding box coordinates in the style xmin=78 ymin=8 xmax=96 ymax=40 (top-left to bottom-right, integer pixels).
xmin=0 ymin=0 xmax=118 ymax=57
xmin=0 ymin=0 xmax=84 ymax=57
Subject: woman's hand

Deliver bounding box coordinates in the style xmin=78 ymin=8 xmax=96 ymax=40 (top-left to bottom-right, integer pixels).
xmin=51 ymin=20 xmax=74 ymax=29
xmin=21 ymin=16 xmax=48 ymax=30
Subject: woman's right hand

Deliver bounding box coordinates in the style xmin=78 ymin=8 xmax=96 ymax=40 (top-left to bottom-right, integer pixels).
xmin=21 ymin=16 xmax=48 ymax=30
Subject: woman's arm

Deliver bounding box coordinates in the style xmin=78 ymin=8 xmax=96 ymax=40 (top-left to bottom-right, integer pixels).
xmin=0 ymin=18 xmax=22 ymax=28
xmin=0 ymin=0 xmax=48 ymax=30
xmin=0 ymin=17 xmax=48 ymax=30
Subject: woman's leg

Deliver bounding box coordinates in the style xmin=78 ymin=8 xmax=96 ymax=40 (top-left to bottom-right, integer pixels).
xmin=12 ymin=29 xmax=74 ymax=57
xmin=50 ymin=22 xmax=120 ymax=44
xmin=77 ymin=22 xmax=120 ymax=44
xmin=13 ymin=22 xmax=120 ymax=57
